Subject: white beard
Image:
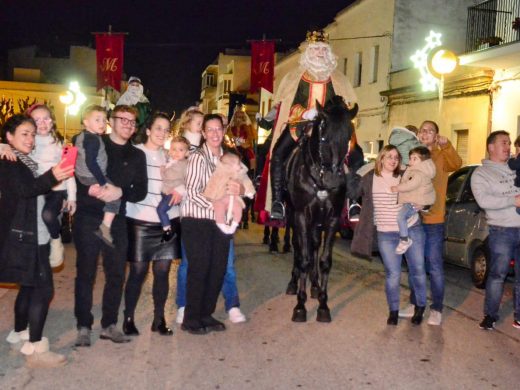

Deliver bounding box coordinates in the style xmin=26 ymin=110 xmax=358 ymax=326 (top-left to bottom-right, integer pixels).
xmin=299 ymin=46 xmax=337 ymax=81
xmin=117 ymin=84 xmax=149 ymax=106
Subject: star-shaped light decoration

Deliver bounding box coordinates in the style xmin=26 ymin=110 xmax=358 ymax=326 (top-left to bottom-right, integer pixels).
xmin=410 ymin=30 xmax=443 ymax=91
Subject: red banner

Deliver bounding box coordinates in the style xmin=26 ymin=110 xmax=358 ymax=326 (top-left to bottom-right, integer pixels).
xmin=95 ymin=34 xmax=125 ymax=91
xmin=250 ymin=41 xmax=275 ymax=93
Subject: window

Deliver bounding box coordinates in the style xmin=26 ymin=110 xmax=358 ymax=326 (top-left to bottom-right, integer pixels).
xmin=455 ymin=129 xmax=468 ymax=165
xmin=369 ymin=45 xmax=379 ymax=83
xmin=446 ymin=169 xmax=468 ymax=203
xmin=343 ymin=58 xmax=348 ymax=76
xmin=224 ymin=80 xmax=231 ymax=93
xmin=354 ymin=52 xmax=362 ymax=87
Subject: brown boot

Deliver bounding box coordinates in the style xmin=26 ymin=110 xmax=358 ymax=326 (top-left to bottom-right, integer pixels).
xmin=21 ymin=337 xmax=67 ymax=368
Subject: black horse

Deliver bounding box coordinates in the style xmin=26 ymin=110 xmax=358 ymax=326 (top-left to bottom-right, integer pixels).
xmin=285 ymin=95 xmax=358 ymax=322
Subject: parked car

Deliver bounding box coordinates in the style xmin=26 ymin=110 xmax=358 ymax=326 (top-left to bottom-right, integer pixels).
xmin=339 ymin=198 xmax=360 ymax=239
xmin=443 ymin=165 xmax=491 ymax=288
xmin=444 ymin=164 xmax=519 ymax=289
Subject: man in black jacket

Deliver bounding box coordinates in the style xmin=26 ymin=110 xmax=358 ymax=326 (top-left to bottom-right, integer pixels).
xmin=74 ymin=105 xmax=147 ymax=346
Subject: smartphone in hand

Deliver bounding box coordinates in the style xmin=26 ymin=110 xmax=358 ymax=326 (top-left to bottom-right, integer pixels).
xmin=61 ymin=145 xmax=78 ymax=174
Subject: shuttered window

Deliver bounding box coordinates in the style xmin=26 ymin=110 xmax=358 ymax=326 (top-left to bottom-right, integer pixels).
xmin=455 ymin=129 xmax=468 ymax=165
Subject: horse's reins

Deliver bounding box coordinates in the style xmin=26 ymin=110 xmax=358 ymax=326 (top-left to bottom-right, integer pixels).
xmin=304 ymin=118 xmax=348 ymax=201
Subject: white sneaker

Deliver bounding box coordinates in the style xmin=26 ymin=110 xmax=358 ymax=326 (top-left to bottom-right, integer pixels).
xmin=427 ymin=310 xmax=442 ymax=326
xmin=228 ymin=307 xmax=246 ymax=323
xmin=49 ymin=237 xmax=64 ymax=268
xmin=395 ymin=238 xmax=413 ymax=255
xmin=176 ymin=307 xmax=185 ymax=324
xmin=398 ymin=303 xmax=415 ymax=318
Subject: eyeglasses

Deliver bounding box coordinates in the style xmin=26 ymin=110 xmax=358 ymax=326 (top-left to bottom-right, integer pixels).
xmin=112 ymin=116 xmax=137 ymax=127
xmin=419 ymin=128 xmax=436 ymax=135
xmin=205 ymin=127 xmax=224 ymax=133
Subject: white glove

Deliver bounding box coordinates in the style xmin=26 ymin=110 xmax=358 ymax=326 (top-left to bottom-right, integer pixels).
xmin=302 ymin=108 xmax=318 ymax=121
xmin=255 ymin=112 xmax=262 ymax=121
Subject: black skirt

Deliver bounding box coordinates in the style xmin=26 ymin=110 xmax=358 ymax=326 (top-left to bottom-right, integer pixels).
xmin=126 ymin=217 xmax=181 ymax=262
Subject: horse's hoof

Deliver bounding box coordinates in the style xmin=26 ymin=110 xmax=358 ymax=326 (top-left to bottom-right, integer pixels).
xmin=242 ymin=222 xmax=249 ymax=229
xmin=316 ymin=308 xmax=331 ymax=323
xmin=310 ymin=286 xmax=320 ymax=299
xmin=286 ymin=282 xmax=297 ymax=295
xmin=282 ymin=244 xmax=291 ymax=253
xmin=292 ymin=308 xmax=307 ymax=322
xmin=262 ymin=237 xmax=269 ymax=245
xmin=269 ymin=243 xmax=279 ymax=253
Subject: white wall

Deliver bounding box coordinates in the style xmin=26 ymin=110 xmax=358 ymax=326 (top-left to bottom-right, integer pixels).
xmin=392 ymin=0 xmax=480 ymax=71
xmin=491 ymin=66 xmax=520 ymax=139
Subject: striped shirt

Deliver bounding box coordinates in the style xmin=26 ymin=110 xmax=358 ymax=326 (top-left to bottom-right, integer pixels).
xmin=126 ymin=143 xmax=180 ymax=222
xmin=372 ymin=173 xmax=418 ymax=232
xmin=181 ymin=143 xmax=222 ymax=219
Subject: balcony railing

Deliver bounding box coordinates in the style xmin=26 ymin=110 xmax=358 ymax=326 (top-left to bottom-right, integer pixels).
xmin=466 ymin=0 xmax=520 ymax=52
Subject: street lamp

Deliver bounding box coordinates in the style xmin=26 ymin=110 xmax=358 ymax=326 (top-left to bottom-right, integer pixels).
xmin=428 ymin=47 xmax=459 ymax=113
xmin=59 ymin=81 xmax=86 ymax=142
xmin=410 ymin=31 xmax=458 ymax=112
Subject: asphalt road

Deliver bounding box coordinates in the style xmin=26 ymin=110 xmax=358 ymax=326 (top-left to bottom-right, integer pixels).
xmin=1 ymin=223 xmax=519 ymax=389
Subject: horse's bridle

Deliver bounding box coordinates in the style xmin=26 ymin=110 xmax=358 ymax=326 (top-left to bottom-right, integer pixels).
xmin=303 ymin=117 xmax=348 ymax=200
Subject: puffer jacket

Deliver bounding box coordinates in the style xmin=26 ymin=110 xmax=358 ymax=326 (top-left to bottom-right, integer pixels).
xmin=388 ymin=127 xmax=422 ymax=165
xmin=396 ymin=159 xmax=436 ymax=206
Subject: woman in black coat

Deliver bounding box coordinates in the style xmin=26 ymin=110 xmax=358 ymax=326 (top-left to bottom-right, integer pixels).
xmin=0 ymin=115 xmax=73 ymax=368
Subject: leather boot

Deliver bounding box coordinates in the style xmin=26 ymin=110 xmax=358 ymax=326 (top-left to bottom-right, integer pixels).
xmin=411 ymin=306 xmax=425 ymax=325
xmin=387 ymin=310 xmax=398 ymax=325
xmin=151 ymin=317 xmax=173 ymax=336
xmin=123 ymin=317 xmax=139 ymax=336
xmin=269 ymin=129 xmax=296 ymax=220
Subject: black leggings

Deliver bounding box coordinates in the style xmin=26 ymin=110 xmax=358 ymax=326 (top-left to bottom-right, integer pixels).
xmin=124 ymin=260 xmax=172 ymax=320
xmin=42 ymin=190 xmax=66 ymax=239
xmin=14 ymin=245 xmax=54 ymax=342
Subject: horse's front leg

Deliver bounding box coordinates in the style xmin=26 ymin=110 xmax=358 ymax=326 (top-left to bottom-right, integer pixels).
xmin=292 ymin=212 xmax=310 ymax=322
xmin=316 ymin=218 xmax=339 ymax=322
xmin=309 ymin=226 xmax=322 ymax=299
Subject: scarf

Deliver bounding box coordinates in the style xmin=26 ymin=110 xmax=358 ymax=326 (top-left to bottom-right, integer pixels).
xmin=13 ymin=150 xmax=38 ymax=177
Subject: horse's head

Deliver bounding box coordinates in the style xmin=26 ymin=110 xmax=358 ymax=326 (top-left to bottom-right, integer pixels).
xmin=309 ymin=96 xmax=358 ymax=175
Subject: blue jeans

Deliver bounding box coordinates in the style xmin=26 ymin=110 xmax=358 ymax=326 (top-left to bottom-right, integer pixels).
xmin=157 ymin=194 xmax=173 ymax=228
xmin=397 ymin=203 xmax=416 ymax=239
xmin=485 ymin=226 xmax=520 ymax=321
xmin=176 ymin=240 xmax=240 ymax=311
xmin=409 ymin=223 xmax=445 ymax=311
xmin=377 ymin=224 xmax=427 ymax=311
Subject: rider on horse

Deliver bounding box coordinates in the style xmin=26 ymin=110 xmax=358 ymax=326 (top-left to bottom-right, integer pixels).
xmin=257 ymin=30 xmax=359 ymax=221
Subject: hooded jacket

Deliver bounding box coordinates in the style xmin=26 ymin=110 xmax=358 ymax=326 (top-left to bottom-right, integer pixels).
xmin=396 ymin=159 xmax=436 ymax=206
xmin=388 ymin=127 xmax=421 ymax=165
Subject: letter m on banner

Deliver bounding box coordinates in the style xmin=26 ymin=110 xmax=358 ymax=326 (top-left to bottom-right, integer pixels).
xmin=95 ymin=34 xmax=125 ymax=91
xmin=250 ymin=41 xmax=275 ymax=94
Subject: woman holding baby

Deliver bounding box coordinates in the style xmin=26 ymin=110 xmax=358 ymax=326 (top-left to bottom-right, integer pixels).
xmin=180 ymin=114 xmax=245 ymax=335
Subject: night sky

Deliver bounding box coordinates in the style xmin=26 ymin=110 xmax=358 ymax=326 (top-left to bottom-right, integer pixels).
xmin=0 ymin=0 xmax=353 ymax=114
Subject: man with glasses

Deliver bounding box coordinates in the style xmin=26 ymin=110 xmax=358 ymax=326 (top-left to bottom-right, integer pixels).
xmin=74 ymin=105 xmax=147 ymax=346
xmin=399 ymin=120 xmax=461 ymax=325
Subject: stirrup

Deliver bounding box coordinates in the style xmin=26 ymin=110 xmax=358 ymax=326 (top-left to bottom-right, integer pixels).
xmin=271 ymin=201 xmax=286 ymax=220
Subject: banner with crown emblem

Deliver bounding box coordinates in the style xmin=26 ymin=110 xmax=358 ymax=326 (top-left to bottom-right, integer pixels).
xmin=95 ymin=34 xmax=125 ymax=91
xmin=250 ymin=40 xmax=275 ymax=93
